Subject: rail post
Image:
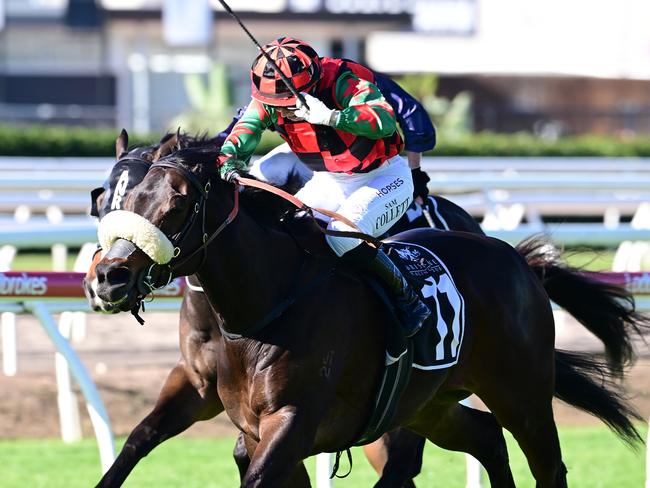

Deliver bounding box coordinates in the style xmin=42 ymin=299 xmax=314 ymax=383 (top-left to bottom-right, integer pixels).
xmin=24 ymin=301 xmax=115 ymax=473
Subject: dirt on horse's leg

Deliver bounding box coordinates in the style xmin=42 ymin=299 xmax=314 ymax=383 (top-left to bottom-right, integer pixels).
xmin=364 ymin=429 xmax=425 ymax=488
xmin=96 ymin=363 xmax=222 ymax=488
xmin=409 ymin=401 xmax=516 ymax=488
xmin=240 ymin=406 xmax=317 ymax=488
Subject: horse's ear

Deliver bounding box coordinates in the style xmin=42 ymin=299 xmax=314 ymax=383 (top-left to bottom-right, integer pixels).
xmin=152 ymin=130 xmax=181 ymax=161
xmin=90 ymin=187 xmax=106 ymax=218
xmin=116 ymin=129 xmax=129 ymax=160
xmin=176 ymin=127 xmax=183 ymax=147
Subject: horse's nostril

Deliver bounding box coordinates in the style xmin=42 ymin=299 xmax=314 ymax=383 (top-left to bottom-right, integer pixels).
xmin=107 ymin=267 xmax=131 ymax=286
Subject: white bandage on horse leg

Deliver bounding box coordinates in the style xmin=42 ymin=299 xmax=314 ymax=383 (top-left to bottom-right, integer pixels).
xmin=97 ymin=210 xmax=175 ymax=265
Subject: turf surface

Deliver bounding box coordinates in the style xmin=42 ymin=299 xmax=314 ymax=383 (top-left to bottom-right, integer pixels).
xmin=1 ymin=425 xmax=646 ymax=487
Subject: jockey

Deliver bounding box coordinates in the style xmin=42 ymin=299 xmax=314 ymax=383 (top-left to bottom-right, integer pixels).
xmin=217 ymin=37 xmax=430 ymax=338
xmin=246 ymin=62 xmax=435 ymax=204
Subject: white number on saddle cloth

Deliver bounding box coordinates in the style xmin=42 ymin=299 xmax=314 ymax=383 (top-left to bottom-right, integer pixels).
xmin=421 ymin=275 xmax=463 ymax=363
xmin=388 ymin=241 xmax=466 ymax=370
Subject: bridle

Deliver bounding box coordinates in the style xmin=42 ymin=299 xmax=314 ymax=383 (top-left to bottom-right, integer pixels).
xmin=138 ymin=160 xmax=240 ymax=295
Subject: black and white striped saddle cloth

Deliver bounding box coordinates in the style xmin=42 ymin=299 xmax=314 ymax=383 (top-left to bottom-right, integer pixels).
xmin=385 ymin=241 xmax=466 ymax=370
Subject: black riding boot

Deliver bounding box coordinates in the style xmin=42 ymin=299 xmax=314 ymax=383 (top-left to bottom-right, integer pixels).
xmin=345 ymin=244 xmax=430 ymax=338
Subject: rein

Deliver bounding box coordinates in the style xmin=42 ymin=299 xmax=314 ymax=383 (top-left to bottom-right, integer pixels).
xmin=236 ymin=176 xmax=382 ymax=248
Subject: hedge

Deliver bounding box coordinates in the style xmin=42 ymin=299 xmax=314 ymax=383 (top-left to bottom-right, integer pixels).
xmin=2 ymin=124 xmax=650 ymax=157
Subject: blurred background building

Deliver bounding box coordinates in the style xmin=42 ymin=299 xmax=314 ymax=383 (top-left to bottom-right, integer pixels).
xmin=1 ymin=0 xmax=650 ymax=136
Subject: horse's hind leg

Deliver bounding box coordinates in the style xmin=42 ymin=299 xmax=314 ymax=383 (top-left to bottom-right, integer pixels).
xmin=364 ymin=429 xmax=425 ymax=488
xmin=485 ymin=395 xmax=567 ymax=488
xmin=408 ymin=401 xmax=516 ymax=488
xmin=233 ymin=432 xmax=251 ymax=480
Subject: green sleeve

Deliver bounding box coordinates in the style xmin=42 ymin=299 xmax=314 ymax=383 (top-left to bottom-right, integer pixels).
xmin=331 ymin=72 xmax=397 ymax=139
xmin=219 ymin=100 xmax=273 ymax=174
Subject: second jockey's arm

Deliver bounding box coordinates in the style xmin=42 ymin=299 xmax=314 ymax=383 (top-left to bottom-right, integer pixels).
xmin=331 ymin=73 xmax=397 ymax=140
xmin=407 ymin=151 xmax=422 ymax=170
xmin=218 ymin=101 xmax=271 ymax=176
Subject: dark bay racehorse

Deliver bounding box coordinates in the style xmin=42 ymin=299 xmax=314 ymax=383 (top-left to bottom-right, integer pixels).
xmin=87 ymin=130 xmax=486 ymax=487
xmin=93 ymin=146 xmax=646 ymax=487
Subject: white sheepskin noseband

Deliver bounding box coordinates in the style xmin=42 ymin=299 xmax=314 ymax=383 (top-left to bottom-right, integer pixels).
xmin=97 ymin=210 xmax=175 ymax=265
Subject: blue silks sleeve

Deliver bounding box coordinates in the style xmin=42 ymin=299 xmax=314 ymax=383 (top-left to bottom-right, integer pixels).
xmin=374 ymin=73 xmax=436 ymax=153
xmin=215 ymin=105 xmax=248 ymax=146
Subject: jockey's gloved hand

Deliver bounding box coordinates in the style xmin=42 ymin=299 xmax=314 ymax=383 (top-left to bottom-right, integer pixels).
xmin=216 ymin=153 xmax=247 ymax=182
xmin=292 ymin=93 xmax=340 ymax=126
xmin=411 ymin=167 xmax=430 ymax=203
xmin=224 ymin=168 xmax=247 ymax=183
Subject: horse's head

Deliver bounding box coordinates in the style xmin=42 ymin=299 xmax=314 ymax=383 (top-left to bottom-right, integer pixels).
xmin=93 ymin=146 xmax=227 ymax=313
xmin=84 ymin=129 xmax=181 ymax=312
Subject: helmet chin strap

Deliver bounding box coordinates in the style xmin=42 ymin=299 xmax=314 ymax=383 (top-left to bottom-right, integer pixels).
xmin=215 ymin=0 xmax=308 ymax=108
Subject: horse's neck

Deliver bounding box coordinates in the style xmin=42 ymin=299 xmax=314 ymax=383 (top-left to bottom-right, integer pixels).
xmin=197 ymin=210 xmax=302 ymax=334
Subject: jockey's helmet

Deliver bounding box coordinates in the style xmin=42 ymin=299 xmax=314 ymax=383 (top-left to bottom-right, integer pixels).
xmin=250 ymin=37 xmax=322 ymax=107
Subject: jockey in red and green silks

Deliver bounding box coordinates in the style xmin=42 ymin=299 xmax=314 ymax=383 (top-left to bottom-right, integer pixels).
xmin=217 ymin=37 xmax=430 ymax=338
xmin=219 ymin=59 xmax=403 ymax=175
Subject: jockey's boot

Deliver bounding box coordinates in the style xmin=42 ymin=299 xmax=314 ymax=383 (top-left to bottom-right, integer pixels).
xmin=345 ymin=245 xmax=430 ymax=338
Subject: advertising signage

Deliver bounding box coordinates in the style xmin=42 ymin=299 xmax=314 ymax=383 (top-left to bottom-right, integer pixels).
xmin=285 ymin=0 xmax=415 ymax=14
xmin=101 ymin=0 xmax=415 ymax=15
xmin=101 ymin=0 xmax=476 ymax=33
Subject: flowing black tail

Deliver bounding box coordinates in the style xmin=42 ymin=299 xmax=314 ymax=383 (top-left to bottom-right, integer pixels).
xmin=516 ymin=236 xmax=650 ymax=374
xmin=554 ymin=350 xmax=643 ymax=447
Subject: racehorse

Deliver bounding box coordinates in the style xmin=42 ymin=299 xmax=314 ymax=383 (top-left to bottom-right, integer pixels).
xmin=93 ymin=146 xmax=645 ymax=487
xmin=87 ymin=130 xmax=485 ymax=487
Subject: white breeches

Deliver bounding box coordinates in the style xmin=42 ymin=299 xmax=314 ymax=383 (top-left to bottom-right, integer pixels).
xmin=248 ymin=142 xmax=313 ymax=188
xmin=294 ymin=155 xmax=413 ymax=256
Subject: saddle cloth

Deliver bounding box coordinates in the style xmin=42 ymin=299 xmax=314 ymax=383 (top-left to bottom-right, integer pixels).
xmin=385 ymin=240 xmax=466 ymax=370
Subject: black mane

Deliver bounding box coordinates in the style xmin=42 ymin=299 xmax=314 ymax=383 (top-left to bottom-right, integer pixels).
xmin=162 ymin=130 xmax=217 ymax=149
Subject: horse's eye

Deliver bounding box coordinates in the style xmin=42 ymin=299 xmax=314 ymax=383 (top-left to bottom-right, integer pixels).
xmin=169 ymin=195 xmax=187 ymax=213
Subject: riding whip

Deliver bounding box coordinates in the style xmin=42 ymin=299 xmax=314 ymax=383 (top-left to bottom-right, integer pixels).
xmin=215 ymin=0 xmax=309 ymax=108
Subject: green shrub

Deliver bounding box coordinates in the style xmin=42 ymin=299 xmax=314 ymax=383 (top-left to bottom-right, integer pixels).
xmin=2 ymin=124 xmax=650 ymax=157
xmin=429 ymin=132 xmax=650 ymax=157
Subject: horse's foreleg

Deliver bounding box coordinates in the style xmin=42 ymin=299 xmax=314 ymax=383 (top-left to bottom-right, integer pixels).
xmin=364 ymin=429 xmax=425 ymax=488
xmin=408 ymin=401 xmax=516 ymax=488
xmin=95 ymin=363 xmax=222 ymax=488
xmin=241 ymin=406 xmax=316 ymax=488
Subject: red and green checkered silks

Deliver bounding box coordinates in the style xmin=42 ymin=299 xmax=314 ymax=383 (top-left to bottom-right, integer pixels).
xmin=219 ymin=57 xmax=403 ymax=175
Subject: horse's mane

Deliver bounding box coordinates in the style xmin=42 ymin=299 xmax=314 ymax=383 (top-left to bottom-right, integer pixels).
xmin=160 ymin=130 xmax=217 ymax=149
xmin=123 ymin=131 xmax=221 ymax=162
xmin=158 ymin=146 xmax=298 ymax=227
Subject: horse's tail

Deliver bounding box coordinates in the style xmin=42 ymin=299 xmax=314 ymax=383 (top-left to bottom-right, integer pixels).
xmin=554 ymin=350 xmax=643 ymax=447
xmin=516 ymin=236 xmax=649 ymax=375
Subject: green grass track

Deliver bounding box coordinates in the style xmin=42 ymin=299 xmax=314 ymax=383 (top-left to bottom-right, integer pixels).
xmin=1 ymin=425 xmax=646 ymax=487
